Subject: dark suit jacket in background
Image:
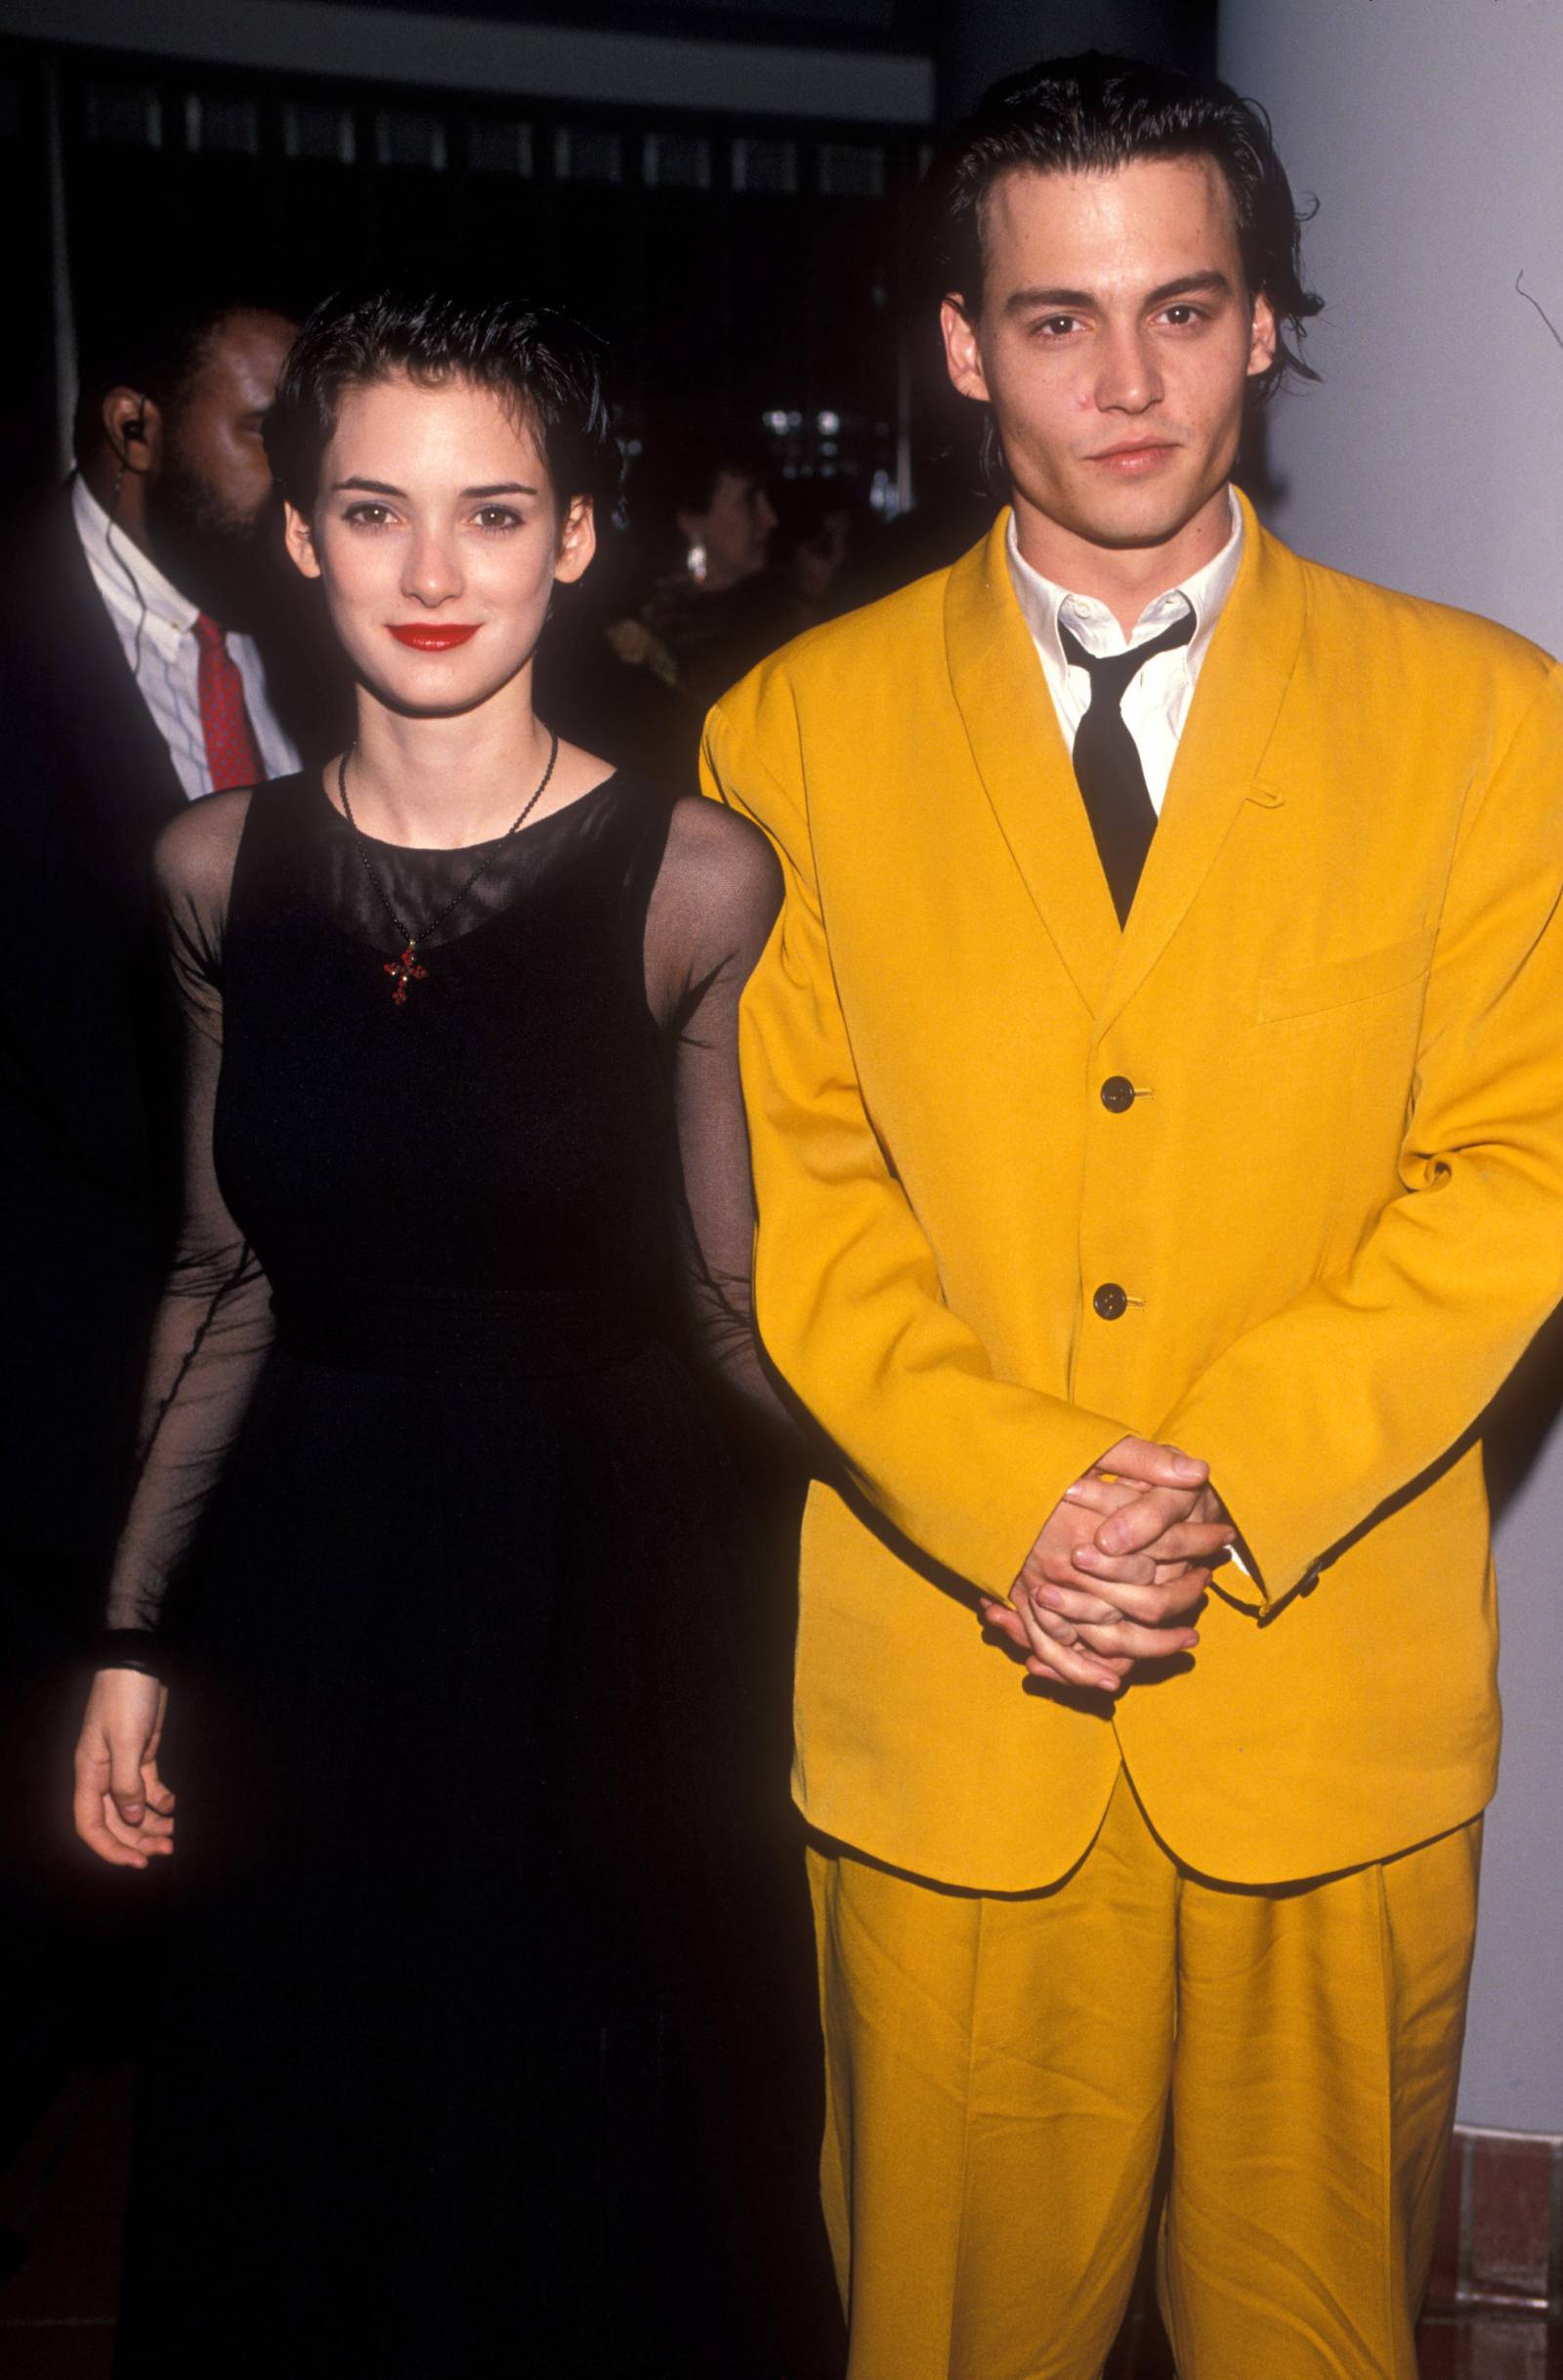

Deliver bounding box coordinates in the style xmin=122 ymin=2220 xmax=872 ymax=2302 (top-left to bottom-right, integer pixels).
xmin=0 ymin=493 xmax=342 ymax=1651
xmin=0 ymin=501 xmax=189 ymax=1651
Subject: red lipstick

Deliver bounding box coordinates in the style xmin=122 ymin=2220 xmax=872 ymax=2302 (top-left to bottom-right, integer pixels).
xmin=388 ymin=623 xmax=480 ymax=651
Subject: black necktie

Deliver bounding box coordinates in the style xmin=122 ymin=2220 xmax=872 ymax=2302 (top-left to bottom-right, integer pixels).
xmin=1059 ymin=607 xmax=1196 ymax=924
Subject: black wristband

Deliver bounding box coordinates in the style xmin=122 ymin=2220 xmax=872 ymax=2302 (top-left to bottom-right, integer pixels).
xmin=90 ymin=1630 xmax=168 ymax=1683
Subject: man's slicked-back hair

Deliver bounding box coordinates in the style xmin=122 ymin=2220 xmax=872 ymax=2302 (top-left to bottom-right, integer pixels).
xmin=264 ymin=285 xmax=622 ymax=521
xmin=919 ymin=49 xmax=1323 ymax=404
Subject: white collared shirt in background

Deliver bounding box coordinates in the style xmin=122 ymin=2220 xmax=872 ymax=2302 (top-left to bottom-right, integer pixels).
xmin=71 ymin=474 xmax=300 ymax=801
xmin=1006 ymin=485 xmax=1244 ymax=810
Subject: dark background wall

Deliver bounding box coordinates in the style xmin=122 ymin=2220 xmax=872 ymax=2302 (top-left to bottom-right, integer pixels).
xmin=939 ymin=0 xmax=1213 ymax=113
xmin=0 ymin=0 xmax=1215 ymax=513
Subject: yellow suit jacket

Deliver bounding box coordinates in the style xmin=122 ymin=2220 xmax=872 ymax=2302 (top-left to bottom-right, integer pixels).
xmin=703 ymin=493 xmax=1563 ymax=1891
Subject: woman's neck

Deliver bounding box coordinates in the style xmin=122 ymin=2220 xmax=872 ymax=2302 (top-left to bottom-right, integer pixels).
xmin=337 ymin=671 xmax=556 ymax=851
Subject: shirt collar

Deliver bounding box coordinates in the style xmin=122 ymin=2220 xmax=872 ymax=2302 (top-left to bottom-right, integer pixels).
xmin=71 ymin=471 xmax=201 ymax=642
xmin=1006 ymin=485 xmax=1244 ymax=681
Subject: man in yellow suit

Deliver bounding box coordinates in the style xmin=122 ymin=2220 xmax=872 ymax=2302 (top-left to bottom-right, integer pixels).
xmin=702 ymin=49 xmax=1563 ymax=2380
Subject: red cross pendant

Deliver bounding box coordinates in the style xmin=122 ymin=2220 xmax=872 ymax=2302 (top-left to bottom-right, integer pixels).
xmin=383 ymin=942 xmax=429 ymax=1006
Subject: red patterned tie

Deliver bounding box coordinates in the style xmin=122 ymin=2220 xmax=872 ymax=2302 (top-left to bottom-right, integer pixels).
xmin=193 ymin=613 xmax=264 ymax=791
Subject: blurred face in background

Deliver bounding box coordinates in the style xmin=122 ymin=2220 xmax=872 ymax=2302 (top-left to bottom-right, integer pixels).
xmin=678 ymin=467 xmax=778 ymax=592
xmin=788 ymin=503 xmax=852 ymax=608
xmin=145 ymin=307 xmax=298 ymax=626
xmin=941 ymin=154 xmax=1275 ymax=575
xmin=283 ymin=370 xmax=594 ymax=719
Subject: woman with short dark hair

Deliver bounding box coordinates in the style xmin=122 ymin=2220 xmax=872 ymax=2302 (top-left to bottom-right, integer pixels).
xmin=72 ymin=287 xmax=811 ymax=2377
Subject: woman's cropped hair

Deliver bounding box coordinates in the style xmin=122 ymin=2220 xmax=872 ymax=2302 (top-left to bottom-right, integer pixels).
xmin=266 ymin=285 xmax=622 ymax=520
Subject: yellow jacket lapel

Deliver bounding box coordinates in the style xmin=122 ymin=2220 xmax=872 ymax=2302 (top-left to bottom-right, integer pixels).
xmin=1097 ymin=493 xmax=1307 ymax=1040
xmin=944 ymin=511 xmax=1119 ymax=1015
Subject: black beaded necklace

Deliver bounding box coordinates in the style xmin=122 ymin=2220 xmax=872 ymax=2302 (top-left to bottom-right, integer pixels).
xmin=335 ymin=730 xmax=560 ymax=1004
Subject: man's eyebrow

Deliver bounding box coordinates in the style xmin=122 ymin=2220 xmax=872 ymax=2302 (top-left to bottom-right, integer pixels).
xmin=1003 ymin=269 xmax=1235 ymax=316
xmin=1145 ymin=270 xmax=1234 ymax=306
xmin=1004 ymin=285 xmax=1095 ymax=316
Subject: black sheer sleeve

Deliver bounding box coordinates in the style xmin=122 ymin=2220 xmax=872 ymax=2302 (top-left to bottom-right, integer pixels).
xmin=101 ymin=791 xmax=275 ymax=1644
xmin=644 ymin=795 xmax=795 ymax=1442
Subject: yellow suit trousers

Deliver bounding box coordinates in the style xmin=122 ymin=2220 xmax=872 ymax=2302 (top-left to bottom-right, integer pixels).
xmin=809 ymin=1767 xmax=1479 ymax=2380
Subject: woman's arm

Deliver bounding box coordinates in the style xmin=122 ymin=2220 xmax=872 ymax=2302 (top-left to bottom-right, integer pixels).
xmin=75 ymin=792 xmax=275 ymax=1867
xmin=645 ymin=795 xmax=798 ymax=1445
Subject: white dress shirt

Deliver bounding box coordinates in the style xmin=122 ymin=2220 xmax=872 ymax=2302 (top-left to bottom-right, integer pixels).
xmin=1009 ymin=487 xmax=1249 ymax=1572
xmin=71 ymin=474 xmax=300 ymax=801
xmin=1006 ymin=486 xmax=1244 ymax=812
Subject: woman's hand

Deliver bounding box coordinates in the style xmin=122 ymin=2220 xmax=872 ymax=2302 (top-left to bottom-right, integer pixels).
xmin=73 ymin=1669 xmax=176 ymax=1869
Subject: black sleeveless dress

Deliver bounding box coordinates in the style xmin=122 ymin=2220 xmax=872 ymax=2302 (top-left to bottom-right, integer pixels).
xmin=106 ymin=771 xmax=833 ymax=2378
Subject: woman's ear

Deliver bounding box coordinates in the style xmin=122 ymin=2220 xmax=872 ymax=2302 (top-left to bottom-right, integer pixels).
xmin=282 ymin=499 xmax=321 ymax=581
xmin=554 ymin=494 xmax=597 ymax=586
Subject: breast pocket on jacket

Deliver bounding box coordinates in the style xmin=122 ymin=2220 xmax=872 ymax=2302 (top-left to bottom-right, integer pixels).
xmin=1252 ymin=927 xmax=1437 ymax=1026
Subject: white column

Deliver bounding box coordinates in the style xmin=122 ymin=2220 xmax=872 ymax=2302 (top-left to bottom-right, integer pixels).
xmin=1220 ymin=0 xmax=1563 ymax=2131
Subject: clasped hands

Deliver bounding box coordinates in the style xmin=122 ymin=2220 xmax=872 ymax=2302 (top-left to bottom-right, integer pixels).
xmin=978 ymin=1437 xmax=1233 ymax=1696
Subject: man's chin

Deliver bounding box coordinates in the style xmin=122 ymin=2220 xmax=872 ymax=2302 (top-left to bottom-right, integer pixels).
xmin=1059 ymin=464 xmax=1234 ymax=554
xmin=1065 ymin=491 xmax=1214 ymax=553
xmin=1009 ymin=453 xmax=1227 ymax=557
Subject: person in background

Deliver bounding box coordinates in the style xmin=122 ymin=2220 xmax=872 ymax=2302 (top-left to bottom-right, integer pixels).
xmin=0 ymin=288 xmax=307 ymax=1630
xmin=662 ymin=425 xmax=779 ymax=600
xmin=705 ymin=48 xmax=1563 ymax=2380
xmin=768 ymin=479 xmax=857 ymax=625
xmin=0 ymin=287 xmax=307 ymax=2229
xmin=67 ymin=301 xmax=307 ymax=790
xmin=631 ymin=424 xmax=784 ymax=707
xmin=533 ymin=502 xmax=705 ymax=790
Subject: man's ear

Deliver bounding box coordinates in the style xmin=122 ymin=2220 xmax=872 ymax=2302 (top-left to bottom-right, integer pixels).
xmin=1246 ymin=291 xmax=1279 ymax=383
xmin=940 ymin=296 xmax=992 ymax=405
xmin=282 ymin=499 xmax=321 ymax=581
xmin=103 ymin=387 xmax=162 ymax=475
xmin=554 ymin=494 xmax=597 ymax=586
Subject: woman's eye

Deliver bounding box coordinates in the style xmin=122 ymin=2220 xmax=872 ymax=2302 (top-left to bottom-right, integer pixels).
xmin=473 ymin=506 xmax=522 ymax=532
xmin=344 ymin=503 xmax=395 ymax=529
